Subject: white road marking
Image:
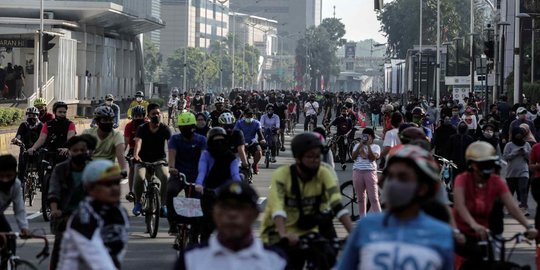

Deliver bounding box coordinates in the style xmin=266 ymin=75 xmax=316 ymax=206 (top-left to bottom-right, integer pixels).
xmin=26 ymin=212 xmax=41 ymax=220
xmin=257 ymin=197 xmax=267 ymax=205
xmin=121 ymin=179 xmax=129 ymax=185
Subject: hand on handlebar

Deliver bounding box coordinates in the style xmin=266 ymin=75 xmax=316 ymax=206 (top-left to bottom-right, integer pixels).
xmin=525 ymin=228 xmax=538 ymax=240
xmin=281 ymin=233 xmax=299 ymax=246
xmin=11 ymin=138 xmax=21 ymax=145
xmin=27 ymin=148 xmax=36 ymax=156
xmin=58 ymin=148 xmax=69 ymax=156
xmin=133 ymin=155 xmax=142 ymax=162
xmin=169 ymin=167 xmax=179 ymax=176
xmin=260 ymin=139 xmax=267 ymax=146
xmin=471 ymin=223 xmax=489 ymax=240
xmin=195 ymin=184 xmax=204 ymax=194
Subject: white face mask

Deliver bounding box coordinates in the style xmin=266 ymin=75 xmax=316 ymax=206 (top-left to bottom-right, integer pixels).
xmin=136 ymin=97 xmax=142 ymax=102
xmin=105 ymin=101 xmax=113 ymax=106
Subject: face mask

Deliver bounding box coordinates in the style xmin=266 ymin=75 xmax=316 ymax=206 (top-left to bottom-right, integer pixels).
xmin=98 ymin=122 xmax=113 ymax=132
xmin=447 ymin=103 xmax=452 ymax=107
xmin=342 ymin=113 xmax=347 ymax=117
xmin=443 ymin=119 xmax=451 ymax=125
xmin=383 ymin=179 xmax=418 ymax=210
xmin=483 ymin=131 xmax=494 ymax=139
xmin=298 ymin=162 xmax=319 ymax=180
xmin=412 ymin=116 xmax=421 ymax=124
xmin=196 ymin=122 xmax=206 ymax=128
xmin=429 ymin=103 xmax=435 ymax=107
xmin=133 ymin=119 xmax=145 ymax=126
xmin=39 ymin=110 xmax=46 ymax=116
xmin=150 ymin=116 xmax=160 ymax=124
xmin=245 ymin=118 xmax=253 ymax=124
xmin=27 ymin=118 xmax=37 ymax=125
xmin=56 ymin=115 xmax=67 ymax=122
xmin=179 ymin=126 xmax=194 ymax=138
xmin=208 ymin=140 xmax=229 ymax=156
xmin=105 ymin=101 xmax=113 ymax=106
xmin=136 ymin=97 xmax=143 ymax=102
xmin=71 ymin=153 xmax=90 ymax=166
xmin=476 ymin=162 xmax=495 ymax=179
xmin=0 ymin=178 xmax=15 ymax=193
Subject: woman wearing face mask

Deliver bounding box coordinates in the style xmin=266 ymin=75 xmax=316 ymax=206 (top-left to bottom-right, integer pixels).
xmin=447 ymin=121 xmax=475 ymax=176
xmin=195 ymin=127 xmax=241 ymax=241
xmin=194 ymin=112 xmax=210 ymax=137
xmin=338 ymin=145 xmax=454 ymax=270
xmin=519 ymin=123 xmax=537 ymax=147
xmin=47 ymin=135 xmax=97 ymax=270
xmin=477 ymin=123 xmax=499 ymax=150
xmin=503 ymin=127 xmax=532 ymax=216
xmin=454 ymin=142 xmax=537 ymax=269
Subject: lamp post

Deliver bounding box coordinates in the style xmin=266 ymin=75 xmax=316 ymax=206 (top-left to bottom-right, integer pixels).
xmin=436 ymin=0 xmax=441 ymax=106
xmin=39 ymin=0 xmax=44 ymax=98
xmin=515 ymin=13 xmax=530 ymax=103
xmin=497 ymin=22 xmax=510 ymax=96
xmin=217 ymin=0 xmax=228 ymax=92
xmin=469 ymin=0 xmax=475 ymax=99
xmin=183 ymin=0 xmax=190 ymax=92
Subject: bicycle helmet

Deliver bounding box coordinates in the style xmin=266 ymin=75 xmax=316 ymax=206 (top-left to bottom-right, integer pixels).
xmin=218 ymin=112 xmax=236 ymax=125
xmin=171 ymin=88 xmax=179 ymax=96
xmin=291 ymin=132 xmax=323 ymax=158
xmin=135 ymin=91 xmax=144 ymax=98
xmin=207 ymin=127 xmax=227 ymax=140
xmin=53 ymin=101 xmax=68 ymax=112
xmin=26 ymin=107 xmax=39 ymax=115
xmin=34 ymin=97 xmax=47 ymax=106
xmin=131 ymin=105 xmax=146 ymax=117
xmin=215 ymin=96 xmax=225 ymax=104
xmin=177 ymin=112 xmax=196 ymax=127
xmin=385 ymin=144 xmax=440 ymax=182
xmin=412 ymin=107 xmax=425 ymax=116
xmin=465 ymin=141 xmax=498 ymax=162
xmin=93 ymin=106 xmax=115 ymax=119
xmin=345 ymin=98 xmax=354 ymax=105
xmin=82 ymin=160 xmax=122 ymax=185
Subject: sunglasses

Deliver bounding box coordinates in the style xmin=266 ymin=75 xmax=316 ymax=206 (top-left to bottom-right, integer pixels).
xmin=95 ymin=179 xmax=121 ymax=187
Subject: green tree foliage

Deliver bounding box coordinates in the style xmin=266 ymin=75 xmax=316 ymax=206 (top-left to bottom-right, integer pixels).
xmin=143 ymin=38 xmax=163 ymax=83
xmin=320 ymin=18 xmax=347 ymax=47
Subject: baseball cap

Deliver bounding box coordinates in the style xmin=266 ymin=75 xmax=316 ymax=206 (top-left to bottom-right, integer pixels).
xmin=517 ymin=107 xmax=527 ymax=114
xmin=82 ymin=160 xmax=122 ymax=185
xmin=105 ymin=94 xmax=114 ymax=100
xmin=216 ymin=181 xmax=259 ymax=208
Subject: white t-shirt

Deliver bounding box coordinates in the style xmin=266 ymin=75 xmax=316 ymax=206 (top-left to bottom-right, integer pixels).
xmin=304 ymin=101 xmax=319 ymax=116
xmin=383 ymin=128 xmax=401 ymax=148
xmin=353 ymin=143 xmax=381 ymax=171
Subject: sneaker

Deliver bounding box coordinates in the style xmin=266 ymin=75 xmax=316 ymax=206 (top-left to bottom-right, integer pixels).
xmin=271 ymin=157 xmax=277 ymax=163
xmin=132 ymin=202 xmax=142 ymax=216
xmin=252 ymin=164 xmax=259 ymax=175
xmin=125 ymin=192 xmax=135 ymax=202
xmin=280 ymin=147 xmax=286 ymax=152
xmin=161 ymin=206 xmax=168 ymax=217
xmin=521 ymin=207 xmax=530 ymax=217
xmin=341 ymin=164 xmax=347 ymax=171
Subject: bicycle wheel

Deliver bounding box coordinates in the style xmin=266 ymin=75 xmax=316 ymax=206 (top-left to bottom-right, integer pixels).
xmin=265 ymin=151 xmax=270 ymax=168
xmin=41 ymin=173 xmax=51 ymax=222
xmin=145 ymin=186 xmax=160 ymax=238
xmin=340 ymin=180 xmax=359 ymax=221
xmin=12 ymin=258 xmax=38 ymax=270
xmin=25 ymin=175 xmax=34 ymax=207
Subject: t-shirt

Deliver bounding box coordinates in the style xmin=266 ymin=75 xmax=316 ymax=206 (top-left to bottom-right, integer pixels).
xmin=352 ymin=143 xmax=381 ymax=171
xmin=452 ymin=172 xmax=509 ymax=237
xmin=530 ymin=143 xmax=540 ymax=178
xmin=383 ymin=128 xmax=400 ymax=148
xmin=124 ymin=120 xmax=148 ymax=149
xmin=16 ymin=122 xmax=43 ymax=149
xmin=136 ymin=123 xmax=171 ymax=162
xmin=65 ymin=170 xmax=84 ymax=214
xmin=192 ymin=97 xmax=204 ymax=112
xmin=331 ymin=116 xmax=353 ymax=135
xmin=229 ymin=130 xmax=245 ymax=154
xmin=304 ymin=101 xmax=319 ymax=116
xmin=234 ymin=119 xmax=261 ymax=143
xmin=82 ymin=128 xmax=124 ymax=162
xmin=168 ymin=133 xmax=207 ymax=178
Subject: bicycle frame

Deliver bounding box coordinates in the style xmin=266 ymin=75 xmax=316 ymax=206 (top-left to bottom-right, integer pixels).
xmin=0 ymin=233 xmax=49 ymax=267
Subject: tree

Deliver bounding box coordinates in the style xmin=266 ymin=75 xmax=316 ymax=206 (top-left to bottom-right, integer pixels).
xmin=320 ymin=18 xmax=347 ymax=47
xmin=143 ymin=38 xmax=162 ymax=83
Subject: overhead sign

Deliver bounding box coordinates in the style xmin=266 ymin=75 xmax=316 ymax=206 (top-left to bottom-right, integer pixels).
xmin=0 ymin=39 xmax=32 ymax=48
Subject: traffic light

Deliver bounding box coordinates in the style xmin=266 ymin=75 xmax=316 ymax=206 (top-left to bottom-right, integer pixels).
xmin=483 ymin=41 xmax=494 ymax=59
xmin=374 ymin=0 xmax=384 ymax=10
xmin=43 ymin=34 xmax=56 ymax=51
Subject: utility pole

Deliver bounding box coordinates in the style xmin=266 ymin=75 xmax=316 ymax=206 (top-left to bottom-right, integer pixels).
xmin=435 ymin=0 xmax=441 ymax=107
xmin=183 ymin=0 xmax=189 ymax=92
xmin=470 ymin=0 xmax=475 ymax=99
xmin=39 ymin=0 xmax=44 ymax=98
xmin=418 ymin=0 xmax=423 ymax=98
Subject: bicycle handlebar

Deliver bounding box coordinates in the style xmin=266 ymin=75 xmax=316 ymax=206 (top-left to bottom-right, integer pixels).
xmin=0 ymin=233 xmax=50 ymax=262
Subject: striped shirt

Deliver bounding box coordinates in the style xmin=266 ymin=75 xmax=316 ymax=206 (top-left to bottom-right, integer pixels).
xmin=353 ymin=144 xmax=381 ymax=171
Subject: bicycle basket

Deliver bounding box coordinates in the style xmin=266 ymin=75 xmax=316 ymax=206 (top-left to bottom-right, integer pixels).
xmin=173 ymin=197 xmax=203 ymax=218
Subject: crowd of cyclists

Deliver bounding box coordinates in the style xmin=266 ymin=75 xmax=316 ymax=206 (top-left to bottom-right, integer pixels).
xmin=0 ymin=87 xmax=539 ymax=269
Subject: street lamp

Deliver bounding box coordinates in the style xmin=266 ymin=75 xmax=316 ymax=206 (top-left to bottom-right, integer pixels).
xmin=514 ymin=12 xmax=530 ymax=103
xmin=497 ymin=21 xmax=511 ymax=96
xmin=217 ymin=0 xmax=228 ymax=93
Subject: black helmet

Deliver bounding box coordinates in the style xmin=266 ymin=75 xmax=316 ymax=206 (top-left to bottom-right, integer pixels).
xmin=135 ymin=91 xmax=144 ymax=98
xmin=207 ymin=127 xmax=227 ymax=140
xmin=132 ymin=105 xmax=146 ymax=117
xmin=291 ymin=133 xmax=323 ymax=158
xmin=53 ymin=101 xmax=68 ymax=113
xmin=412 ymin=107 xmax=425 ymax=116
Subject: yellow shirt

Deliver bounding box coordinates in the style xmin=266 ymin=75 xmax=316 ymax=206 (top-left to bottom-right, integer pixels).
xmin=127 ymin=100 xmax=149 ymax=118
xmin=260 ymin=164 xmax=342 ymax=245
xmin=82 ymin=128 xmax=124 ymax=162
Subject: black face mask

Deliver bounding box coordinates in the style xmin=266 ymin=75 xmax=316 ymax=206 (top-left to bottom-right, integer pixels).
xmin=342 ymin=113 xmax=348 ymax=117
xmin=71 ymin=153 xmax=90 ymax=167
xmin=179 ymin=126 xmax=194 ymax=138
xmin=133 ymin=119 xmax=145 ymax=127
xmin=208 ymin=139 xmax=230 ymax=156
xmin=298 ymin=162 xmax=319 ymax=180
xmin=27 ymin=118 xmax=37 ymax=125
xmin=98 ymin=122 xmax=113 ymax=133
xmin=0 ymin=179 xmax=15 ymax=193
xmin=512 ymin=136 xmax=525 ymax=146
xmin=150 ymin=116 xmax=160 ymax=124
xmin=56 ymin=116 xmax=67 ymax=122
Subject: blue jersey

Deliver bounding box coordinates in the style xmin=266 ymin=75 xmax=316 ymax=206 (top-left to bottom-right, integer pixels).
xmin=337 ymin=211 xmax=453 ymax=270
xmin=234 ymin=119 xmax=261 ymax=143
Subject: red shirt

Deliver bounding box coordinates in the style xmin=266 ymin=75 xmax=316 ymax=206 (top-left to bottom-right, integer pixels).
xmin=530 ymin=143 xmax=540 ymax=178
xmin=124 ymin=120 xmax=148 ymax=149
xmin=39 ymin=113 xmax=54 ymax=123
xmin=453 ymin=172 xmax=509 ymax=236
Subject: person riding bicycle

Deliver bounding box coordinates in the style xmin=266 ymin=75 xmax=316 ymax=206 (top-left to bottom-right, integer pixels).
xmin=234 ymin=109 xmax=266 ymax=175
xmin=167 ymin=112 xmax=207 ymax=234
xmin=337 ymin=145 xmax=454 ymax=270
xmin=91 ymin=94 xmax=121 ymax=129
xmin=218 ymin=112 xmax=249 ymax=170
xmin=209 ymin=97 xmax=231 ymax=127
xmin=83 ymin=106 xmax=128 ymax=176
xmin=260 ymin=104 xmax=280 ymax=163
xmin=453 ymin=141 xmax=537 ymax=269
xmin=274 ymin=97 xmax=287 ymax=151
xmin=33 ymin=97 xmax=54 ymax=123
xmin=11 ymin=107 xmax=43 ymax=182
xmin=329 ymin=106 xmax=354 ymax=170
xmin=191 ymin=91 xmax=205 ymax=114
xmin=28 ymin=101 xmax=76 ymax=163
xmin=175 ymin=181 xmax=287 ymax=270
xmin=230 ymin=96 xmax=246 ymax=120
xmin=168 ymin=88 xmax=180 ymax=125
xmin=194 ymin=127 xmax=241 ymax=241
xmin=133 ymin=103 xmax=171 ymax=217
xmin=260 ymin=132 xmax=353 ymax=269
xmin=127 ymin=91 xmax=149 ymax=119
xmin=178 ymin=92 xmax=188 ymax=112
xmin=57 ymin=160 xmax=128 ymax=270
xmin=48 ymin=135 xmax=96 ymax=270
xmin=124 ymin=105 xmax=147 ymax=202
xmin=303 ymin=95 xmax=319 ymax=131
xmin=286 ymin=99 xmax=297 ymax=132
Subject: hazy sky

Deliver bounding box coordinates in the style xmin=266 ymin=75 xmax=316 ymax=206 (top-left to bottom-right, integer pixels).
xmin=321 ymin=0 xmax=387 ymax=43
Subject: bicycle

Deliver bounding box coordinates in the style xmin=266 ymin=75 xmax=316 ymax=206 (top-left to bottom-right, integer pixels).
xmin=286 ymin=113 xmax=297 ymax=135
xmin=168 ymin=105 xmax=179 ymax=130
xmin=262 ymin=128 xmax=277 ymax=169
xmin=134 ymin=160 xmax=167 ymax=238
xmin=11 ymin=142 xmax=41 ymax=207
xmin=340 ymin=171 xmax=384 ymax=222
xmin=0 ymin=233 xmax=50 ymax=270
xmin=326 ymin=133 xmax=347 ymax=171
xmin=279 ymin=233 xmax=346 ymax=270
xmin=307 ymin=115 xmax=316 ymax=132
xmin=433 ymin=154 xmax=457 ymax=202
xmin=40 ymin=149 xmax=57 ymax=222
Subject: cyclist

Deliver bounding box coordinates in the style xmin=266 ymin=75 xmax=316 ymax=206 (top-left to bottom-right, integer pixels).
xmin=133 ymin=103 xmax=171 ymax=217
xmin=175 ymin=181 xmax=286 ymax=270
xmin=167 ymin=112 xmax=207 ymax=234
xmin=209 ymin=97 xmax=230 ymax=127
xmin=194 ymin=127 xmax=241 ymax=241
xmin=303 ymin=95 xmax=319 ymax=131
xmin=33 ymin=97 xmax=54 ymax=123
xmin=286 ymin=98 xmax=297 ymax=133
xmin=91 ymin=94 xmax=120 ymax=129
xmin=123 ymin=105 xmax=147 ymax=202
xmin=178 ymin=92 xmax=188 ymax=112
xmin=274 ymin=97 xmax=288 ymax=151
xmin=260 ymin=104 xmax=280 ymax=163
xmin=28 ymin=101 xmax=76 ymax=162
xmin=11 ymin=107 xmax=43 ymax=182
xmin=260 ymin=132 xmax=353 ymax=269
xmin=0 ymin=155 xmax=29 ymax=235
xmin=338 ymin=145 xmax=454 ymax=270
xmin=230 ymin=96 xmax=246 ymax=120
xmin=58 ymin=160 xmax=128 ymax=270
xmin=234 ymin=109 xmax=265 ymax=175
xmin=83 ymin=106 xmax=128 ymax=176
xmin=127 ymin=91 xmax=149 ymax=119
xmin=412 ymin=106 xmax=433 ymax=140
xmin=329 ymin=106 xmax=354 ymax=170
xmin=217 ymin=112 xmax=249 ymax=169
xmin=194 ymin=113 xmax=210 ymax=137
xmin=168 ymin=88 xmax=180 ymax=126
xmin=48 ymin=135 xmax=96 ymax=270
xmin=191 ymin=91 xmax=205 ymax=113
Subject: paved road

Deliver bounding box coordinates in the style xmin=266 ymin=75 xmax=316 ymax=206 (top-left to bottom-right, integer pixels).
xmin=5 ymin=119 xmax=538 ymax=269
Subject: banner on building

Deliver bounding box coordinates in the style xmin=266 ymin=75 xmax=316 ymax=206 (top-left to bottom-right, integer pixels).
xmin=345 ymin=43 xmax=356 ymax=59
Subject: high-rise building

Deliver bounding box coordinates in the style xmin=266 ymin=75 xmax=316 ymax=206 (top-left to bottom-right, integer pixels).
xmin=123 ymin=0 xmax=162 ymax=46
xmin=230 ymin=0 xmax=323 ymax=53
xmin=160 ymin=0 xmax=229 ymax=59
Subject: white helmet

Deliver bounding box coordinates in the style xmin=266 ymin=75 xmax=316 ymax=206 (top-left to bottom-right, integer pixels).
xmin=218 ymin=112 xmax=236 ymax=125
xmin=215 ymin=96 xmax=225 ymax=104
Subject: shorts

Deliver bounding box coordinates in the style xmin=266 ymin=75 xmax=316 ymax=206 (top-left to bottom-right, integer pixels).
xmin=246 ymin=143 xmax=262 ymax=155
